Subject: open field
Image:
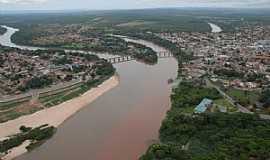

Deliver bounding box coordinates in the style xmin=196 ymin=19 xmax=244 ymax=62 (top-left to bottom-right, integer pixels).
xmin=116 ymin=21 xmax=156 ymax=27
xmin=214 ymin=98 xmax=237 ymax=112
xmin=226 ymin=88 xmax=261 ymax=107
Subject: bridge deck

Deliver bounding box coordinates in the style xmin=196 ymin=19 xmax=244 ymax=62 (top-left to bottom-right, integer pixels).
xmin=106 ymin=52 xmax=173 ymax=64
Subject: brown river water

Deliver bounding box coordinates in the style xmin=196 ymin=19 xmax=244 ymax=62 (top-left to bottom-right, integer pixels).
xmin=0 ymin=26 xmax=178 ymax=160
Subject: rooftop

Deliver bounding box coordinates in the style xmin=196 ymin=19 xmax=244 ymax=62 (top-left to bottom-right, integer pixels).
xmin=194 ymin=98 xmax=213 ymax=113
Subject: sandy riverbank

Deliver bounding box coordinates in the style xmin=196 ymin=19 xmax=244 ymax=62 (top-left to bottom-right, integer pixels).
xmin=0 ymin=75 xmax=119 ymax=160
xmin=1 ymin=140 xmax=31 ymax=160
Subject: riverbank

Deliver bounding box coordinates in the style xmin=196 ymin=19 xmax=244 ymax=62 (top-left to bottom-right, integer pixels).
xmin=1 ymin=25 xmax=177 ymax=160
xmin=0 ymin=75 xmax=119 ymax=137
xmin=1 ymin=141 xmax=31 ymax=160
xmin=0 ymin=75 xmax=119 ymax=159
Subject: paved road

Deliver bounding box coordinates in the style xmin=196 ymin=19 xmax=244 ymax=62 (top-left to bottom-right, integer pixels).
xmin=0 ymin=79 xmax=82 ymax=103
xmin=205 ymin=78 xmax=270 ymax=120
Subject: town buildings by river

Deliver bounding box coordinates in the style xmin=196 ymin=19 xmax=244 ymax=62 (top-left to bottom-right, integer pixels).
xmin=1 ymin=21 xmax=270 ymax=160
xmin=0 ymin=25 xmax=178 ymax=160
xmin=158 ymin=24 xmax=270 ymax=91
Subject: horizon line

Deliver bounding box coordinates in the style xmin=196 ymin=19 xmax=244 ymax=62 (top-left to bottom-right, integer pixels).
xmin=1 ymin=6 xmax=270 ymax=13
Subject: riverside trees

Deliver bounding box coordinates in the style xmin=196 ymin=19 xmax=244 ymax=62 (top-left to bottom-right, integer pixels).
xmin=141 ymin=81 xmax=270 ymax=160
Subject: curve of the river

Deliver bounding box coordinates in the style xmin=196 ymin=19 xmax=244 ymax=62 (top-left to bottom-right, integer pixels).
xmin=0 ymin=26 xmax=178 ymax=160
xmin=0 ymin=25 xmax=117 ymax=59
xmin=208 ymin=23 xmax=223 ymax=33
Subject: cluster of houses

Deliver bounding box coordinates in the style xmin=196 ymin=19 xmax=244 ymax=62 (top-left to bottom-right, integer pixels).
xmin=159 ymin=25 xmax=270 ymax=114
xmin=158 ymin=25 xmax=270 ymax=91
xmin=0 ymin=48 xmax=96 ymax=96
xmin=32 ymin=24 xmax=100 ymax=47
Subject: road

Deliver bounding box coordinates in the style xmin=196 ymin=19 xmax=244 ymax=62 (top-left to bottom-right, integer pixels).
xmin=0 ymin=79 xmax=82 ymax=103
xmin=205 ymin=78 xmax=270 ymax=120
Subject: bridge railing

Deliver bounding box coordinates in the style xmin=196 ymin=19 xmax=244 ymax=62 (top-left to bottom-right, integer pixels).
xmin=105 ymin=52 xmax=173 ymax=64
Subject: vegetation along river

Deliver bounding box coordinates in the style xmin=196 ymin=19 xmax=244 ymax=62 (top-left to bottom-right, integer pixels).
xmin=0 ymin=26 xmax=178 ymax=160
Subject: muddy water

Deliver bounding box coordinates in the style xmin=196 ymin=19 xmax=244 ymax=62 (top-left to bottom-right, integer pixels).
xmin=0 ymin=26 xmax=178 ymax=160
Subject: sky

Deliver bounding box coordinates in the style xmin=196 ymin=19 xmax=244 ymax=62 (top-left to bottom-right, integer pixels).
xmin=1 ymin=0 xmax=270 ymax=10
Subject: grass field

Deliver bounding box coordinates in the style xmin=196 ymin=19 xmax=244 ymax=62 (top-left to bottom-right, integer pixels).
xmin=116 ymin=21 xmax=156 ymax=27
xmin=0 ymin=101 xmax=27 ymax=111
xmin=214 ymin=98 xmax=237 ymax=112
xmin=0 ymin=76 xmax=111 ymax=123
xmin=226 ymin=88 xmax=260 ymax=107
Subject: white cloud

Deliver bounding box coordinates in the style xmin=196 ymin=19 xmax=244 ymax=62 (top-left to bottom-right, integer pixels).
xmin=0 ymin=0 xmax=47 ymax=4
xmin=139 ymin=0 xmax=270 ymax=7
xmin=0 ymin=0 xmax=269 ymax=9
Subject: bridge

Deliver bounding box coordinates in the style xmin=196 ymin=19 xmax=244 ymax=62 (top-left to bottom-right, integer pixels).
xmin=0 ymin=52 xmax=172 ymax=104
xmin=106 ymin=51 xmax=173 ymax=64
xmin=107 ymin=56 xmax=134 ymax=64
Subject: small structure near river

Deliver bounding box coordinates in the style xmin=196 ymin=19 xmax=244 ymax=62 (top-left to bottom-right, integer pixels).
xmin=194 ymin=98 xmax=213 ymax=113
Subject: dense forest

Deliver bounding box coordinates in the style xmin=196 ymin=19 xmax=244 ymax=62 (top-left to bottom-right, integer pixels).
xmin=260 ymin=88 xmax=270 ymax=108
xmin=170 ymin=81 xmax=221 ymax=110
xmin=127 ymin=41 xmax=158 ymax=64
xmin=141 ymin=113 xmax=270 ymax=160
xmin=2 ymin=8 xmax=270 ymax=33
xmin=141 ymin=81 xmax=270 ymax=160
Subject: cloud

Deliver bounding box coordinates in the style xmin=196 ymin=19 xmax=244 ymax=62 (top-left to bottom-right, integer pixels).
xmin=0 ymin=0 xmax=47 ymax=4
xmin=139 ymin=0 xmax=270 ymax=7
xmin=1 ymin=0 xmax=269 ymax=9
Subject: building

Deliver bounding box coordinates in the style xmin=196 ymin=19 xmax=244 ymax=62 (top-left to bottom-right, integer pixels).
xmin=194 ymin=98 xmax=213 ymax=113
xmin=256 ymin=40 xmax=270 ymax=51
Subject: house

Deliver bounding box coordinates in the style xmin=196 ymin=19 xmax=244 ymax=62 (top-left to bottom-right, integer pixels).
xmin=194 ymin=98 xmax=213 ymax=113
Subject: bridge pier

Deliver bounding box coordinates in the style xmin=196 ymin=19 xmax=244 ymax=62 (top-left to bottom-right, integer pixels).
xmin=106 ymin=53 xmax=173 ymax=64
xmin=110 ymin=58 xmax=113 ymax=63
xmin=156 ymin=51 xmax=173 ymax=58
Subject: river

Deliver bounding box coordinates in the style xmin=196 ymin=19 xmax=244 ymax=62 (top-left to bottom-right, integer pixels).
xmin=0 ymin=26 xmax=178 ymax=160
xmin=0 ymin=25 xmax=117 ymax=59
xmin=208 ymin=23 xmax=223 ymax=33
